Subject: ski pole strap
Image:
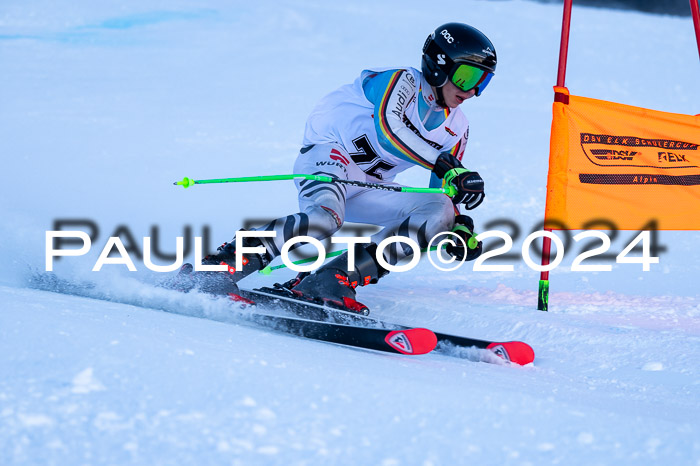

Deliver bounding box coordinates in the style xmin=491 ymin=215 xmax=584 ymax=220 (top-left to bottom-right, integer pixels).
xmin=174 ymin=175 xmax=457 ymax=197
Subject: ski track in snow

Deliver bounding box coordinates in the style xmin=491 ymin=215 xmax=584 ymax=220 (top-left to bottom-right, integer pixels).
xmin=1 ymin=0 xmax=700 ymax=463
xmin=2 ymin=274 xmax=699 ymax=464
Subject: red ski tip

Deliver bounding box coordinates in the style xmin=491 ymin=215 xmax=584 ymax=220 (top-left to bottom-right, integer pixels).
xmin=486 ymin=341 xmax=535 ymax=365
xmin=385 ymin=328 xmax=437 ymax=355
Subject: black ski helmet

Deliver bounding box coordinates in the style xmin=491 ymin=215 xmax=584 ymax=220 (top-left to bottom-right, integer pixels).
xmin=421 ymin=22 xmax=497 ymax=96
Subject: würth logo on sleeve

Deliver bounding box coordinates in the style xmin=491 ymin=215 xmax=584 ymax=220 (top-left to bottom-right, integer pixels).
xmin=329 ymin=149 xmax=349 ymax=166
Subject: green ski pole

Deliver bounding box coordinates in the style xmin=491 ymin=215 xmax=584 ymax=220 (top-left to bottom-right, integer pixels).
xmin=174 ymin=174 xmax=477 ymax=275
xmin=259 ymin=249 xmax=348 ymax=275
xmin=174 ymin=175 xmax=457 ymax=197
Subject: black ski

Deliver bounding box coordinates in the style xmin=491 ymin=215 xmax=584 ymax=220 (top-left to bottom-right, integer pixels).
xmin=242 ymin=312 xmax=437 ymax=355
xmin=27 ymin=272 xmax=531 ymax=363
xmin=238 ymin=287 xmax=535 ymax=365
xmin=27 ymin=273 xmax=437 ymax=356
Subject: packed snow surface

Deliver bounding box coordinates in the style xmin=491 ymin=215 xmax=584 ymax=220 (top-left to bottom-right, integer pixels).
xmin=1 ymin=0 xmax=699 ymax=464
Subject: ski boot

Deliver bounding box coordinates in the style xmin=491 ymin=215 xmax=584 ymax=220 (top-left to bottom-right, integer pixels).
xmin=289 ymin=243 xmax=388 ymax=315
xmin=173 ymin=235 xmax=270 ymax=296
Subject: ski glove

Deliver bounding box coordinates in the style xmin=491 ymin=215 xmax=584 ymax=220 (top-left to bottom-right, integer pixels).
xmin=446 ymin=215 xmax=483 ymax=262
xmin=432 ymin=152 xmax=485 ymax=210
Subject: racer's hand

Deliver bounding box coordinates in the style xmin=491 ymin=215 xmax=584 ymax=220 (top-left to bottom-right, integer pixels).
xmin=432 ymin=152 xmax=485 ymax=210
xmin=446 ymin=215 xmax=483 ymax=261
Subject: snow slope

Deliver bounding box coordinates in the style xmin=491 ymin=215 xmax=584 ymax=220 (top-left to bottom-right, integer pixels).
xmin=1 ymin=0 xmax=699 ymax=464
xmin=3 ymin=282 xmax=699 ymax=464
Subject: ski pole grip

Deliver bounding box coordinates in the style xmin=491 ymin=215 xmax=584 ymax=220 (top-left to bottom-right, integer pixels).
xmin=451 ymin=224 xmax=479 ymax=250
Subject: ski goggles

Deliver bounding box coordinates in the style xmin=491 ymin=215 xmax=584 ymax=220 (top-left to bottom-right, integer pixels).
xmin=450 ymin=63 xmax=493 ymax=96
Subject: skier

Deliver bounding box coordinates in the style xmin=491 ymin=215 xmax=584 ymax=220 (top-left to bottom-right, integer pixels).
xmin=178 ymin=22 xmax=497 ymax=313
